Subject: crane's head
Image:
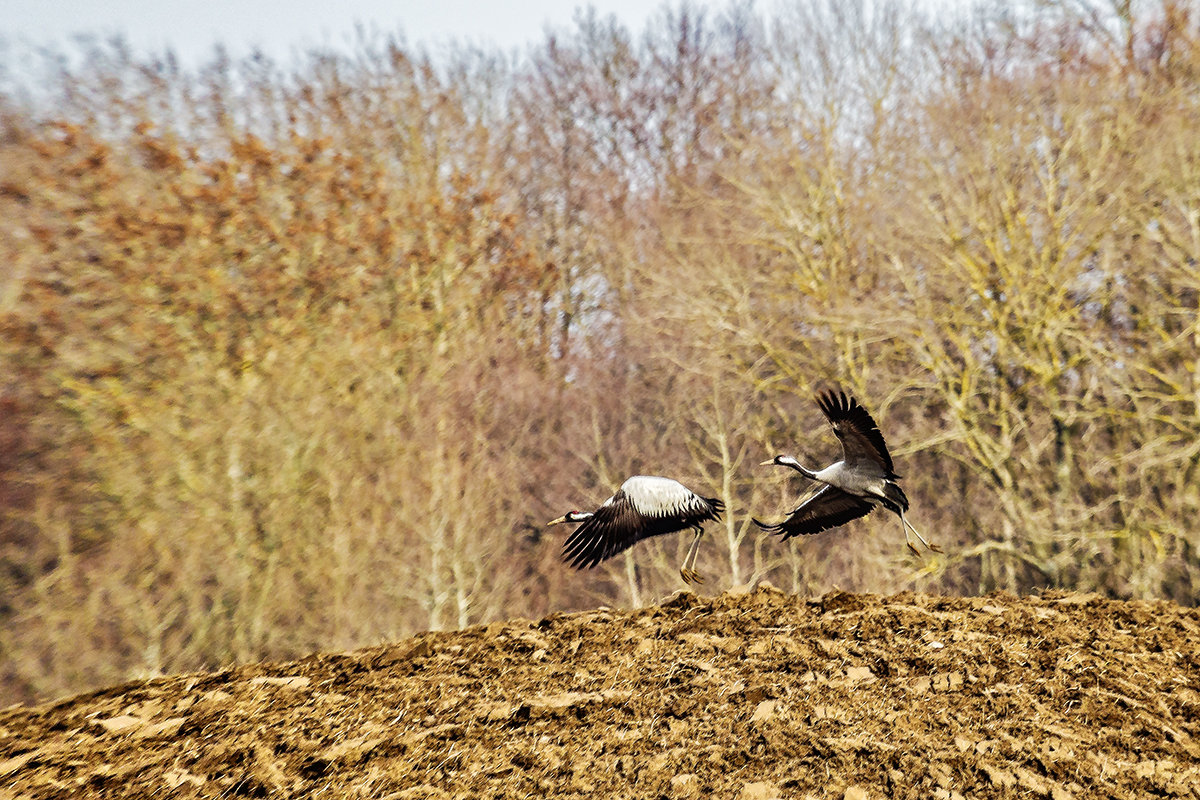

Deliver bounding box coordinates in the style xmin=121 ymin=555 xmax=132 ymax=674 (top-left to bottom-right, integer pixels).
xmin=547 ymin=511 xmax=591 ymax=526
xmin=760 ymin=454 xmax=803 ymax=470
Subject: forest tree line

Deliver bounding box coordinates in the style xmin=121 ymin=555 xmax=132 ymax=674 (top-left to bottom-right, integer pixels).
xmin=2 ymin=0 xmax=1199 ymax=703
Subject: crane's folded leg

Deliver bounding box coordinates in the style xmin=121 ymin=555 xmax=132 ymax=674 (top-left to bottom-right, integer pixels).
xmin=679 ymin=527 xmax=705 ymax=585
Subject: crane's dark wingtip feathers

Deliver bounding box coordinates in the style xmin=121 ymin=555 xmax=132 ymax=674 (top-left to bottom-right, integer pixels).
xmin=815 ymin=388 xmax=856 ymax=421
xmin=751 ymin=517 xmax=785 ymax=535
xmin=813 ymin=387 xmax=898 ymax=477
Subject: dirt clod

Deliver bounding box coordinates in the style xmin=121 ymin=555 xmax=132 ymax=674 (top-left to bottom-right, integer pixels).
xmin=740 ymin=780 xmax=784 ymax=800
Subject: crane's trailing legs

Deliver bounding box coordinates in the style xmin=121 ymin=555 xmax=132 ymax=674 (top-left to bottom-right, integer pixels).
xmin=900 ymin=512 xmax=938 ymax=556
xmin=679 ymin=526 xmax=705 ymax=585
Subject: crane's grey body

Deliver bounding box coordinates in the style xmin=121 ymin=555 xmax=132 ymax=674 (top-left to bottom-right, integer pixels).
xmin=754 ymin=389 xmax=937 ymax=554
xmin=812 ymin=461 xmax=887 ymax=494
xmin=548 ymin=475 xmax=724 ymax=584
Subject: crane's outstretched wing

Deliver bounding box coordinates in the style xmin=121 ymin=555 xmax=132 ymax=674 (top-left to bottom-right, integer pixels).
xmin=561 ymin=491 xmax=643 ymax=568
xmin=752 ymin=483 xmax=875 ymax=540
xmin=816 ymin=389 xmax=898 ymax=478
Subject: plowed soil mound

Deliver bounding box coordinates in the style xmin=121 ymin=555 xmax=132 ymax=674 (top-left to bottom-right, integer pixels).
xmin=2 ymin=588 xmax=1199 ymax=799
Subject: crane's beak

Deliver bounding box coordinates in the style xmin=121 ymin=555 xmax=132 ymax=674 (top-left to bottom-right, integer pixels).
xmin=546 ymin=515 xmax=568 ymax=526
xmin=759 ymin=458 xmax=776 ymax=466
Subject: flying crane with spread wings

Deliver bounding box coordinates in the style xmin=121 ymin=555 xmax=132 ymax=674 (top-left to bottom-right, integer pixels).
xmin=549 ymin=476 xmax=725 ymax=585
xmin=754 ymin=389 xmax=939 ymax=555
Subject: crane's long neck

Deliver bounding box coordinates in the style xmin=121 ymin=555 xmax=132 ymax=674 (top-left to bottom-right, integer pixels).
xmin=778 ymin=456 xmax=819 ymax=480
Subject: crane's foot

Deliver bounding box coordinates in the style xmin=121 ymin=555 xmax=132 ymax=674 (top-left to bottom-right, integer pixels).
xmin=680 ymin=567 xmax=705 ymax=585
xmin=901 ymin=515 xmax=939 ymax=555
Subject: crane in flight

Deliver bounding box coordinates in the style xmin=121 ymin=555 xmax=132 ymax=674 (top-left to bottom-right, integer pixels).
xmin=754 ymin=389 xmax=939 ymax=555
xmin=549 ymin=476 xmax=724 ymax=585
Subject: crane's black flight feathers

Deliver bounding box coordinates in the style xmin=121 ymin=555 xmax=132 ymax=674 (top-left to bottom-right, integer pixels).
xmin=816 ymin=389 xmax=899 ymax=478
xmin=752 ymin=483 xmax=874 ymax=540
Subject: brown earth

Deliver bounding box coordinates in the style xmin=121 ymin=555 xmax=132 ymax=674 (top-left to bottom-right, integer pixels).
xmin=2 ymin=586 xmax=1199 ymax=799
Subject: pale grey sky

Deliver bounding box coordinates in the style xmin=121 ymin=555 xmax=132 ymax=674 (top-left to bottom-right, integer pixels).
xmin=3 ymin=1 xmax=689 ymax=64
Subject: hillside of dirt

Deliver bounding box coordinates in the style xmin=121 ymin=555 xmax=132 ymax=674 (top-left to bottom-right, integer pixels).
xmin=2 ymin=586 xmax=1198 ymax=799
